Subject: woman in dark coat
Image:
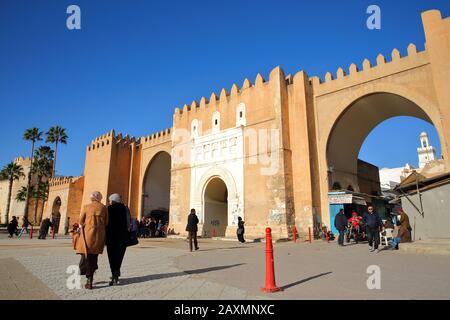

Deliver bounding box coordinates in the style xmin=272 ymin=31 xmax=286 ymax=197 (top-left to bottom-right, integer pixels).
xmin=237 ymin=217 xmax=245 ymax=243
xmin=7 ymin=216 xmax=18 ymax=238
xmin=106 ymin=193 xmax=129 ymax=286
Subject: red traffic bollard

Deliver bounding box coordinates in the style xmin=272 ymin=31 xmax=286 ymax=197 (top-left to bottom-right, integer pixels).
xmin=29 ymin=226 xmax=33 ymax=239
xmin=292 ymin=226 xmax=297 ymax=243
xmin=261 ymin=228 xmax=283 ymax=293
xmin=212 ymin=228 xmax=216 ymax=238
xmin=325 ymin=227 xmax=329 ymax=242
xmin=52 ymin=227 xmax=55 ymax=239
xmin=308 ymin=227 xmax=312 ymax=243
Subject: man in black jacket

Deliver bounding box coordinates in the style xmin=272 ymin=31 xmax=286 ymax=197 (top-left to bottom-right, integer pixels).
xmin=362 ymin=205 xmax=383 ymax=253
xmin=334 ymin=209 xmax=348 ymax=246
xmin=186 ymin=208 xmax=199 ymax=252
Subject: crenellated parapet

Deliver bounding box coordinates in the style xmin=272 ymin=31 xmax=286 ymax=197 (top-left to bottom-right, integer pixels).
xmin=309 ymin=43 xmax=429 ymax=95
xmin=140 ymin=128 xmax=172 ymax=148
xmin=87 ymin=129 xmax=136 ymax=152
xmin=49 ymin=176 xmax=83 ymax=187
xmin=172 ymin=70 xmax=275 ymax=120
xmin=13 ymin=156 xmax=32 ymax=165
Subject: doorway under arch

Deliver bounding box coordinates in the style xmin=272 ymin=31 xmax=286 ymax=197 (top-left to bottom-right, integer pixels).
xmin=142 ymin=151 xmax=171 ymax=222
xmin=51 ymin=197 xmax=62 ymax=233
xmin=203 ymin=177 xmax=228 ymax=237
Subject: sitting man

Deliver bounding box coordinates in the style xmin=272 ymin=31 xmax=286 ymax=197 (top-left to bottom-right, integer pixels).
xmin=391 ymin=208 xmax=412 ymax=250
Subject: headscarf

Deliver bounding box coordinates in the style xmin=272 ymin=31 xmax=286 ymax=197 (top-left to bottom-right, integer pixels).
xmin=109 ymin=193 xmax=122 ymax=203
xmin=90 ymin=191 xmax=103 ymax=202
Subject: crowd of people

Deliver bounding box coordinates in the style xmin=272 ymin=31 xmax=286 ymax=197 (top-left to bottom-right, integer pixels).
xmin=137 ymin=216 xmax=168 ymax=238
xmin=334 ymin=205 xmax=412 ymax=252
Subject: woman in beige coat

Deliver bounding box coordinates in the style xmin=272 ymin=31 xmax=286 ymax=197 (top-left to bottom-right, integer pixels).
xmin=75 ymin=191 xmax=108 ymax=289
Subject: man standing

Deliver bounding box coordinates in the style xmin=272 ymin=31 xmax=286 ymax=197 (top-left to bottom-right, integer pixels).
xmin=185 ymin=209 xmax=199 ymax=252
xmin=363 ymin=205 xmax=383 ymax=253
xmin=64 ymin=217 xmax=70 ymax=235
xmin=334 ymin=209 xmax=348 ymax=246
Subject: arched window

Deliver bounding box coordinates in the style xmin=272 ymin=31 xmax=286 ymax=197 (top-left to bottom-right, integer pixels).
xmin=236 ymin=103 xmax=246 ymax=126
xmin=191 ymin=119 xmax=199 ymax=138
xmin=212 ymin=111 xmax=220 ymax=134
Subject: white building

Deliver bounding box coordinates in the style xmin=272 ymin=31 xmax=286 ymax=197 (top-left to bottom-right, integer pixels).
xmin=379 ymin=132 xmax=437 ymax=191
xmin=417 ymin=132 xmax=436 ymax=168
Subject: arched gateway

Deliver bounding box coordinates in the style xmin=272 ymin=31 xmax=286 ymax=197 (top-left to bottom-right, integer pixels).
xmin=48 ymin=9 xmax=449 ymax=240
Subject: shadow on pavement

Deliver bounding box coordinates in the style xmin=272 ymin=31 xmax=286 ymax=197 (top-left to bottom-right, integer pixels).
xmin=281 ymin=272 xmax=332 ymax=290
xmin=195 ymin=246 xmax=254 ymax=252
xmin=117 ymin=263 xmax=245 ymax=286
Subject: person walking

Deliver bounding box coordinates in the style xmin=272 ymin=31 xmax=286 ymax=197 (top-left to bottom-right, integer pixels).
xmin=64 ymin=217 xmax=70 ymax=235
xmin=334 ymin=209 xmax=347 ymax=246
xmin=237 ymin=216 xmax=245 ymax=243
xmin=105 ymin=194 xmax=129 ymax=286
xmin=18 ymin=216 xmax=30 ymax=238
xmin=362 ymin=205 xmax=383 ymax=253
xmin=185 ymin=208 xmax=199 ymax=252
xmin=75 ymin=191 xmax=108 ymax=290
xmin=38 ymin=217 xmax=53 ymax=239
xmin=391 ymin=208 xmax=412 ymax=250
xmin=7 ymin=216 xmax=19 ymax=238
xmin=149 ymin=218 xmax=156 ymax=237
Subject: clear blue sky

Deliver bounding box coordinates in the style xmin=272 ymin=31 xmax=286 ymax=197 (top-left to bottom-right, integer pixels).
xmin=0 ymin=0 xmax=448 ymax=176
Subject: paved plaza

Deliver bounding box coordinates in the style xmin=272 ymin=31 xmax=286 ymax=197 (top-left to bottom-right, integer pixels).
xmin=1 ymin=235 xmax=450 ymax=300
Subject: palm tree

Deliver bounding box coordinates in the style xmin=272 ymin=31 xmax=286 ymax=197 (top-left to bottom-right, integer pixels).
xmin=16 ymin=186 xmax=28 ymax=203
xmin=0 ymin=162 xmax=25 ymax=224
xmin=46 ymin=126 xmax=68 ymax=178
xmin=30 ymin=147 xmax=54 ymax=223
xmin=23 ymin=128 xmax=43 ymax=219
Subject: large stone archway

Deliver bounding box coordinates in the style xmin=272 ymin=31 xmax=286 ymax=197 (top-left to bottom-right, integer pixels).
xmin=141 ymin=151 xmax=171 ymax=219
xmin=316 ymin=86 xmax=446 ymax=228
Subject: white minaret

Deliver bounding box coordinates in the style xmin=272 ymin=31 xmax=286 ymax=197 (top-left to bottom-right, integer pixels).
xmin=417 ymin=132 xmax=436 ymax=168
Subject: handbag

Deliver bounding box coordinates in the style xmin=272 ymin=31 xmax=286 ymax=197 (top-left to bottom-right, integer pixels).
xmin=127 ymin=231 xmax=139 ymax=247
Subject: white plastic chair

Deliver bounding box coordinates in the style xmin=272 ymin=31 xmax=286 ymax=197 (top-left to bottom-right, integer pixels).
xmin=380 ymin=228 xmax=394 ymax=246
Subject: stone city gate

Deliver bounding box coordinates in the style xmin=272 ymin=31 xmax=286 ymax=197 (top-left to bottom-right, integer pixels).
xmin=43 ymin=9 xmax=449 ymax=239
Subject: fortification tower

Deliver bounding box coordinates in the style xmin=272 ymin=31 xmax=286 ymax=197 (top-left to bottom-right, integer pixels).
xmin=82 ymin=130 xmax=136 ymax=209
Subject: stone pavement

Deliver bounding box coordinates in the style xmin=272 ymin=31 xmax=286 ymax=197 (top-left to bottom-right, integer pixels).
xmin=0 ymin=237 xmax=269 ymax=300
xmin=1 ymin=236 xmax=450 ymax=299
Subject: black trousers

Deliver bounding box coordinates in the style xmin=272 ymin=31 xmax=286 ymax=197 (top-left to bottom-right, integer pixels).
xmin=237 ymin=231 xmax=245 ymax=243
xmin=366 ymin=227 xmax=380 ymax=249
xmin=107 ymin=244 xmax=127 ymax=278
xmin=338 ymin=230 xmax=345 ymax=245
xmin=188 ymin=231 xmax=198 ymax=251
xmin=79 ymin=254 xmax=98 ymax=277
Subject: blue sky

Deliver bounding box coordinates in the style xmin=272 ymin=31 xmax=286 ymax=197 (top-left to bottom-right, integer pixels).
xmin=0 ymin=0 xmax=448 ymax=176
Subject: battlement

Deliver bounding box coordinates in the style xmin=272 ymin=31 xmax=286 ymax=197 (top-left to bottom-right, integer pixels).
xmin=49 ymin=176 xmax=83 ymax=187
xmin=140 ymin=128 xmax=172 ymax=148
xmin=172 ymin=67 xmax=287 ymax=121
xmin=87 ymin=129 xmax=136 ymax=152
xmin=13 ymin=157 xmax=32 ymax=165
xmin=309 ymin=43 xmax=428 ymax=93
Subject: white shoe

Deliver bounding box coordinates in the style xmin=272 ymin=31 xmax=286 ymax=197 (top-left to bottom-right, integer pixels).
xmin=369 ymin=247 xmax=375 ymax=252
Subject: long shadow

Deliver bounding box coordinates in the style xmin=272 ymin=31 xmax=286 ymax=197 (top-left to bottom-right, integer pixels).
xmin=196 ymin=246 xmax=254 ymax=252
xmin=281 ymin=272 xmax=332 ymax=290
xmin=115 ymin=263 xmax=245 ymax=286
